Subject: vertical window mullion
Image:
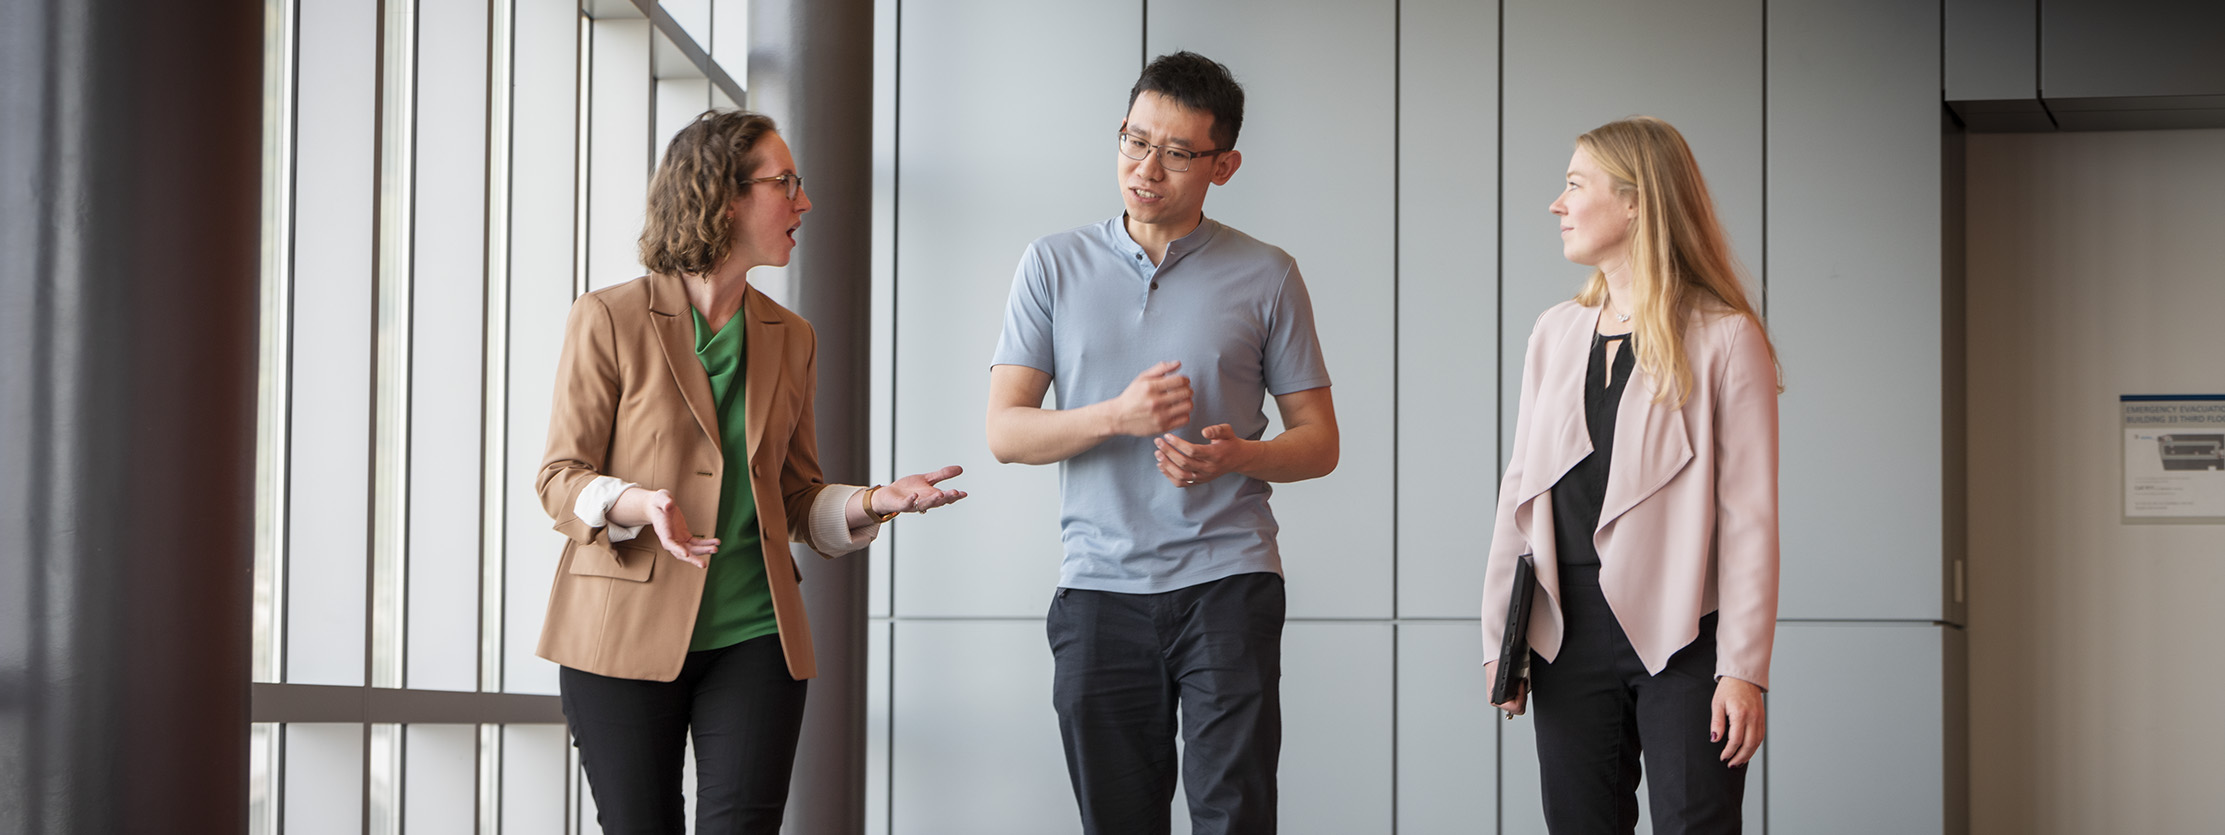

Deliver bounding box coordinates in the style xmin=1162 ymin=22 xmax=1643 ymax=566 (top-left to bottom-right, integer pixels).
xmin=249 ymin=722 xmax=284 ymax=835
xmin=253 ymin=0 xmax=299 ymax=688
xmin=573 ymin=12 xmax=592 ymax=300
xmin=371 ymin=0 xmax=417 ymax=695
xmin=477 ymin=724 xmax=503 ymax=835
xmin=368 ymin=723 xmax=404 ymax=835
xmin=480 ymin=0 xmax=517 ymax=699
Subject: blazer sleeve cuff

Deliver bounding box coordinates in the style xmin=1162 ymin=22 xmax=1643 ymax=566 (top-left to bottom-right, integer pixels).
xmin=1714 ymin=668 xmax=1769 ymax=692
xmin=807 ymin=484 xmax=879 ymax=556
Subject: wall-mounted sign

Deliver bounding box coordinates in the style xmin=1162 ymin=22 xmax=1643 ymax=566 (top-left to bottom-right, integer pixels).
xmin=2122 ymin=395 xmax=2225 ymax=524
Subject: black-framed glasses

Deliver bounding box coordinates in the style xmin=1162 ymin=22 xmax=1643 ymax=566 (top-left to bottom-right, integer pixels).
xmin=740 ymin=173 xmax=805 ymax=200
xmin=1115 ymin=130 xmax=1231 ymax=173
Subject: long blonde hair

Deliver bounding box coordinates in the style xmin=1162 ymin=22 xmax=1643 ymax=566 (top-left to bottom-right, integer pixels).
xmin=1572 ymin=116 xmax=1779 ymax=406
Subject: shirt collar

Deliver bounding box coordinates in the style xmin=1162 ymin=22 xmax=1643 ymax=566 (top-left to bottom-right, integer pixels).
xmin=1107 ymin=214 xmax=1222 ymax=263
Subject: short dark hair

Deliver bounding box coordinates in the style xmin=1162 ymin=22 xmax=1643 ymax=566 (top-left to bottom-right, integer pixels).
xmin=1127 ymin=51 xmax=1245 ymax=151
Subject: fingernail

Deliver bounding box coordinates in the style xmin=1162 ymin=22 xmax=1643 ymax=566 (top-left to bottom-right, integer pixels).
xmin=1711 ymin=732 xmax=1720 ymax=742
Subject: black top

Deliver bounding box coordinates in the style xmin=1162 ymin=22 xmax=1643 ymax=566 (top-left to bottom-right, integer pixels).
xmin=1550 ymin=331 xmax=1635 ymax=567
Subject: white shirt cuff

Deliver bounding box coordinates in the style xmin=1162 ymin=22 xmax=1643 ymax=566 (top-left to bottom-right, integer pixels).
xmin=808 ymin=484 xmax=880 ymax=555
xmin=574 ymin=476 xmax=646 ymax=543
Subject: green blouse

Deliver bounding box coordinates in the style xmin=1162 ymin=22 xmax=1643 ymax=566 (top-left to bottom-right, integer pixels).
xmin=687 ymin=306 xmax=777 ymax=651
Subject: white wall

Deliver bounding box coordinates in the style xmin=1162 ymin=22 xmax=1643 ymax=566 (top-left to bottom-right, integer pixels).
xmin=1965 ymin=128 xmax=2225 ymax=835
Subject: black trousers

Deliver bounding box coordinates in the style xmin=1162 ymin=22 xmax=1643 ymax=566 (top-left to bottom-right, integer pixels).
xmin=1530 ymin=564 xmax=1746 ymax=834
xmin=559 ymin=635 xmax=808 ymax=835
xmin=1047 ymin=571 xmax=1285 ymax=835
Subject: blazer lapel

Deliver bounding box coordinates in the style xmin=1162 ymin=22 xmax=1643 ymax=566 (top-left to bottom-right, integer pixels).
xmin=1598 ymin=361 xmax=1693 ymax=531
xmin=1516 ymin=310 xmax=1603 ymax=507
xmin=742 ymin=286 xmax=786 ymax=463
xmin=647 ymin=273 xmax=722 ymax=453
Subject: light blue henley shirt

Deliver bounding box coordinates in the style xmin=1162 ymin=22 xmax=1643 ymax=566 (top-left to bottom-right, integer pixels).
xmin=991 ymin=215 xmax=1332 ymax=594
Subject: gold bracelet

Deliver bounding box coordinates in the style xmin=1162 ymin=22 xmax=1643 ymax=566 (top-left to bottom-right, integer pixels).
xmin=860 ymin=485 xmax=901 ymax=524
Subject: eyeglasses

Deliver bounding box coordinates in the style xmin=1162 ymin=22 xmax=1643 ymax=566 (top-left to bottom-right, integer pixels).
xmin=1116 ymin=130 xmax=1231 ymax=173
xmin=740 ymin=173 xmax=805 ymax=200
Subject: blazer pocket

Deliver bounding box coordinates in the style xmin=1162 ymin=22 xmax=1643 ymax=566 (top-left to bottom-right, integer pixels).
xmin=567 ymin=537 xmax=656 ymax=583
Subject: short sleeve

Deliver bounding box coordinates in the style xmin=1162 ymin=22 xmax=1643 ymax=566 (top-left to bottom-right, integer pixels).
xmin=989 ymin=243 xmax=1056 ymax=374
xmin=1262 ymin=261 xmax=1333 ymax=395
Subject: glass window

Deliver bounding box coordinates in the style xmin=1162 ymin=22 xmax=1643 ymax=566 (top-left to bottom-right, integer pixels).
xmin=252 ymin=3 xmax=751 ymax=829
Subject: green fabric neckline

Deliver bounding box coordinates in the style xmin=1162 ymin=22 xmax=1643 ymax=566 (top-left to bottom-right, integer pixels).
xmin=687 ymin=305 xmax=775 ymax=652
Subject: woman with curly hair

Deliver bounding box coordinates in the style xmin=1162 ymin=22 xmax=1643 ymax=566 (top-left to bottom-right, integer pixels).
xmin=536 ymin=110 xmax=965 ymax=833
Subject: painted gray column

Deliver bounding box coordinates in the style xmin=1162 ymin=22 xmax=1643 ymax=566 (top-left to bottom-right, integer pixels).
xmin=748 ymin=0 xmax=875 ymax=831
xmin=0 ymin=0 xmax=261 ymax=832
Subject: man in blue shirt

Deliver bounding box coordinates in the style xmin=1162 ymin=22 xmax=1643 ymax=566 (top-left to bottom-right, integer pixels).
xmin=986 ymin=51 xmax=1340 ymax=835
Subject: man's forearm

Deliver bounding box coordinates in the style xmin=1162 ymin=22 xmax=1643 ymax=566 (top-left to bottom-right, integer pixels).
xmin=1237 ymin=422 xmax=1339 ymax=483
xmin=987 ymin=402 xmax=1118 ymax=465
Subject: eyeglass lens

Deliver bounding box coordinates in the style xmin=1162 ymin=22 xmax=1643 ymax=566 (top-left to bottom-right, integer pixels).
xmin=1118 ymin=134 xmax=1199 ymax=172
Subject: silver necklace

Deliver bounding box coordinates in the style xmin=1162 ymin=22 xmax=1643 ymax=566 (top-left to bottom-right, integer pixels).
xmin=1604 ymin=265 xmax=1633 ymax=323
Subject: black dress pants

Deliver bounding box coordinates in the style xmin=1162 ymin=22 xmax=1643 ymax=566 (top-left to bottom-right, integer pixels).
xmin=1047 ymin=571 xmax=1285 ymax=835
xmin=1530 ymin=564 xmax=1746 ymax=834
xmin=560 ymin=635 xmax=808 ymax=835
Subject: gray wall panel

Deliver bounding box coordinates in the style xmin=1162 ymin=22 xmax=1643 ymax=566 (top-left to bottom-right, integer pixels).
xmin=1397 ymin=0 xmax=1502 ymax=619
xmin=1767 ymin=0 xmax=1946 ymax=621
xmin=1498 ymin=0 xmax=1765 ymax=470
xmin=1395 ymin=622 xmax=1497 ymax=832
xmin=889 ymin=620 xmax=1074 ymax=834
xmin=1944 ymin=0 xmax=2036 ymax=102
xmin=1149 ymin=0 xmax=1399 ymax=619
xmin=2041 ymin=0 xmax=2225 ymax=99
xmin=1770 ymin=623 xmax=1948 ymax=834
xmin=868 ymin=0 xmax=900 ymax=621
xmin=866 ymin=620 xmax=892 ymax=835
xmin=892 ymin=0 xmax=1140 ymax=618
xmin=1279 ymin=622 xmax=1395 ymax=833
xmin=1500 ymin=710 xmax=1547 ymax=833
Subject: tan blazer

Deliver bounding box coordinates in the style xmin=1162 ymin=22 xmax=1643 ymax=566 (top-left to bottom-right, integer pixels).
xmin=535 ymin=272 xmax=852 ymax=682
xmin=1482 ymin=300 xmax=1781 ymax=690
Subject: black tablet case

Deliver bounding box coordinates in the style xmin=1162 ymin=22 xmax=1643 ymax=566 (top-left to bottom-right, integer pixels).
xmin=1490 ymin=553 xmax=1537 ymax=705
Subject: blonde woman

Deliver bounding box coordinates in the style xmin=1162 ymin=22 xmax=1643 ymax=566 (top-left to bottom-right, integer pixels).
xmin=536 ymin=110 xmax=965 ymax=834
xmin=1482 ymin=116 xmax=1781 ymax=833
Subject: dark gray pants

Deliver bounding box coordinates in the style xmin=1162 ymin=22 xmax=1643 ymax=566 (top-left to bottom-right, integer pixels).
xmin=560 ymin=635 xmax=808 ymax=835
xmin=1048 ymin=571 xmax=1286 ymax=835
xmin=1531 ymin=564 xmax=1746 ymax=834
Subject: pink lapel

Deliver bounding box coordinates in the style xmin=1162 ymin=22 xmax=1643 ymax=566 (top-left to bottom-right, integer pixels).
xmin=1515 ymin=306 xmax=1604 ymax=507
xmin=1510 ymin=303 xmax=1695 ymax=534
xmin=1598 ymin=362 xmax=1693 ymax=531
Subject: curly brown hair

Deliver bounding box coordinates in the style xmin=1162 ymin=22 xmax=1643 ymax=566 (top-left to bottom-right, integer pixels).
xmin=638 ymin=109 xmax=780 ymax=277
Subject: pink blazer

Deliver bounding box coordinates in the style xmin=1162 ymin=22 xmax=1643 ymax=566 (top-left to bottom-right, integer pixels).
xmin=1481 ymin=300 xmax=1780 ymax=690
